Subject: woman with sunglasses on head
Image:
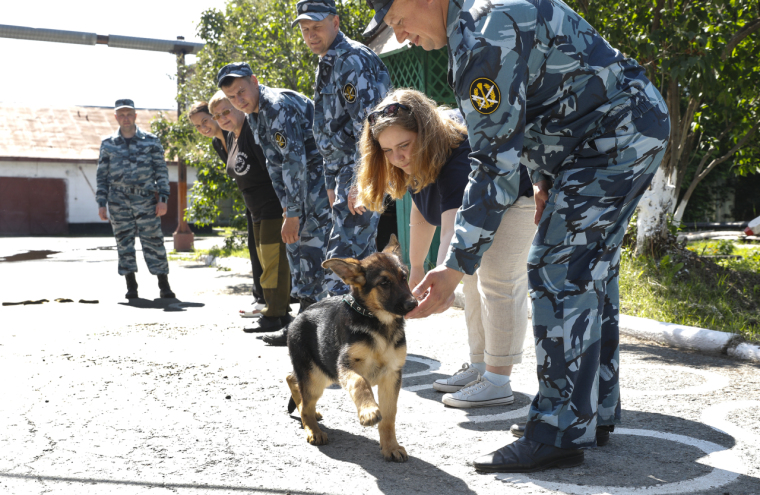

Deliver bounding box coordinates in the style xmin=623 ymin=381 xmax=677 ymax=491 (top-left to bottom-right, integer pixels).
xmin=355 ymin=88 xmax=536 ymax=409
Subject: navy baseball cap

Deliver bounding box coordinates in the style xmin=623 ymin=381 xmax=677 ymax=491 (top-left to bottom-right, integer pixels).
xmin=291 ymin=0 xmax=338 ymax=27
xmin=363 ymin=0 xmax=395 ymax=37
xmin=217 ymin=62 xmax=254 ymax=87
xmin=114 ymin=99 xmax=135 ymax=110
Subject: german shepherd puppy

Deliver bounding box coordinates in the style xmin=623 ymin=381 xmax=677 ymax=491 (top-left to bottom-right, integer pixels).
xmin=286 ymin=234 xmax=417 ymax=462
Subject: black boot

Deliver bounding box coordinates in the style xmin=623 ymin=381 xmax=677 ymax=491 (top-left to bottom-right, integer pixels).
xmin=261 ymin=326 xmax=289 ymax=346
xmin=125 ymin=273 xmax=138 ymax=299
xmin=157 ymin=274 xmax=176 ymax=299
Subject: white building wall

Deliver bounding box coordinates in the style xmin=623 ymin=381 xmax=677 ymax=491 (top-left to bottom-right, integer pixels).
xmin=0 ymin=160 xmax=197 ymax=223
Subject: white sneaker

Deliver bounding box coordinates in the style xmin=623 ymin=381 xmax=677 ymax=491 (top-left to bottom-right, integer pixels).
xmin=442 ymin=376 xmax=515 ymax=408
xmin=239 ymin=302 xmax=266 ymax=318
xmin=433 ymin=363 xmax=480 ymax=392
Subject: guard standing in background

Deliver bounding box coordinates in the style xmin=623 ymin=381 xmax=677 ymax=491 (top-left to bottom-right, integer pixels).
xmin=96 ymin=99 xmax=175 ymax=300
xmin=294 ymin=0 xmax=391 ymax=295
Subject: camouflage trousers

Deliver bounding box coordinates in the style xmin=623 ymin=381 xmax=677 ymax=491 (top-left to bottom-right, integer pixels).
xmin=108 ymin=189 xmax=168 ymax=276
xmin=325 ymin=166 xmax=381 ymax=295
xmin=286 ymin=175 xmax=333 ymax=301
xmin=525 ymin=96 xmax=670 ymax=449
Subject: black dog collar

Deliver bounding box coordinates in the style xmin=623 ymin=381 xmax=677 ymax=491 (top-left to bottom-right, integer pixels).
xmin=342 ymin=295 xmax=375 ymax=318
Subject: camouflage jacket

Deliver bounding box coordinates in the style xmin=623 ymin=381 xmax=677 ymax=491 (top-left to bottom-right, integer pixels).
xmin=313 ymin=31 xmax=391 ymax=190
xmin=96 ymin=126 xmax=170 ymax=208
xmin=444 ymin=0 xmax=663 ymax=274
xmin=247 ymin=85 xmax=324 ymax=218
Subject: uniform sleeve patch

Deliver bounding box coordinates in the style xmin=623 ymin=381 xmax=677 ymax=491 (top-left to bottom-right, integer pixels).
xmin=274 ymin=132 xmax=287 ymax=149
xmin=343 ymin=83 xmax=357 ymax=103
xmin=469 ymin=77 xmax=500 ymax=115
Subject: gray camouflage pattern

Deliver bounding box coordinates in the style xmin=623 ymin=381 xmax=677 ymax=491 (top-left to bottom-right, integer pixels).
xmin=96 ymin=127 xmax=171 ymax=276
xmin=312 ymin=31 xmax=389 ymax=295
xmin=247 ymin=86 xmax=332 ymax=300
xmin=440 ymin=0 xmax=671 ymax=448
xmin=107 ymin=189 xmax=169 ymax=276
xmin=442 ymin=0 xmax=669 ymax=275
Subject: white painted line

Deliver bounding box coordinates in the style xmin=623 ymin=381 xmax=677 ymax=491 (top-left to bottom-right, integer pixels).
xmin=496 ymin=429 xmax=746 ymax=494
xmin=623 ymin=365 xmax=729 ymax=397
xmin=701 ymin=400 xmax=760 ymax=448
xmin=403 ymin=355 xmax=441 ymax=377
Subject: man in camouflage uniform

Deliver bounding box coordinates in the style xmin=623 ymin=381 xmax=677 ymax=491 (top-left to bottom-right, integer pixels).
xmin=368 ymin=0 xmax=670 ymax=472
xmin=97 ymin=99 xmax=175 ymax=300
xmin=294 ymin=0 xmax=391 ymax=296
xmin=218 ymin=63 xmax=332 ymax=345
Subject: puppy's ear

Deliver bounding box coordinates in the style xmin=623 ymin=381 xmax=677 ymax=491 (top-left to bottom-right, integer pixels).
xmin=322 ymin=258 xmax=366 ymax=287
xmin=382 ymin=233 xmax=402 ymax=258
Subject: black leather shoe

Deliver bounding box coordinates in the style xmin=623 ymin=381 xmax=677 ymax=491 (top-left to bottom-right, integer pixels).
xmin=511 ymin=423 xmax=614 ymax=446
xmin=260 ymin=327 xmax=288 ymax=346
xmin=243 ymin=315 xmax=285 ymax=333
xmin=472 ymin=436 xmax=584 ymax=473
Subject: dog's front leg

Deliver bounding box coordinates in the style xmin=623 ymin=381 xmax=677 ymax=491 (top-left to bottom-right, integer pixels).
xmin=339 ymin=367 xmax=382 ymax=427
xmin=377 ymin=369 xmax=408 ymax=462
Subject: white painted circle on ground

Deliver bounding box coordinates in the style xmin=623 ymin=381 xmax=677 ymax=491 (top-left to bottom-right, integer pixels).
xmin=496 ymin=428 xmax=746 ymax=494
xmin=701 ymin=400 xmax=760 ymax=448
xmin=623 ymin=365 xmax=729 ymax=397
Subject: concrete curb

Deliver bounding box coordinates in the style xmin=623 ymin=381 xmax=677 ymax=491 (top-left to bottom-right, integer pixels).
xmin=452 ymin=285 xmax=760 ymax=363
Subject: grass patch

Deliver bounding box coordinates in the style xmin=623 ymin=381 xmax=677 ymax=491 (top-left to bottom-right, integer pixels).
xmin=620 ymin=242 xmax=760 ymax=343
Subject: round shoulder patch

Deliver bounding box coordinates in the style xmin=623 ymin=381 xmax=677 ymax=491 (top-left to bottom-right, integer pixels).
xmin=469 ymin=77 xmax=501 ymax=115
xmin=343 ymin=83 xmax=357 ymax=104
xmin=274 ymin=132 xmax=287 ymax=149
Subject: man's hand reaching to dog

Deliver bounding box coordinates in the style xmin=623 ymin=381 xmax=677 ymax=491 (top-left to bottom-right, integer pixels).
xmin=405 ymin=265 xmax=464 ymax=319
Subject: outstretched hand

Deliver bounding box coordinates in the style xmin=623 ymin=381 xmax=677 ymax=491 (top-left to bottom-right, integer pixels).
xmin=533 ymin=180 xmax=550 ymax=225
xmin=405 ymin=265 xmax=464 ymax=319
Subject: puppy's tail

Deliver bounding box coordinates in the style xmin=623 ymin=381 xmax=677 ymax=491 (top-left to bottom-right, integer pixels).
xmin=287 ymin=396 xmax=296 ymax=414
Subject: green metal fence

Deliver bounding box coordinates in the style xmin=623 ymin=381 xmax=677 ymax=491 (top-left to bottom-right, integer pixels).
xmin=380 ymin=46 xmax=455 ymax=267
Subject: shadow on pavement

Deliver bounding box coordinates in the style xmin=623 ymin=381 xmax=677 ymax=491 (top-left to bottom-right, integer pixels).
xmin=0 ymin=472 xmax=317 ymax=494
xmin=118 ymin=298 xmax=205 ymax=312
xmin=317 ymin=429 xmax=478 ymax=495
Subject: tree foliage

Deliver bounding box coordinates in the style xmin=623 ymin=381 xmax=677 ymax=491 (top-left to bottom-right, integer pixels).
xmin=151 ymin=0 xmax=373 ymax=227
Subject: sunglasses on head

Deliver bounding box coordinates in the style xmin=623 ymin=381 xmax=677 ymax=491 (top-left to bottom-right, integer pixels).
xmin=367 ymin=102 xmax=411 ymax=126
xmin=212 ymin=109 xmax=232 ymax=121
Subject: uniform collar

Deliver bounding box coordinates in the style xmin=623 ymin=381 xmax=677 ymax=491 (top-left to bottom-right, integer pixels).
xmin=343 ymin=294 xmax=375 ymax=318
xmin=255 ymin=84 xmax=271 ymax=115
xmin=113 ymin=126 xmax=145 ymax=143
xmin=320 ymin=31 xmax=346 ymax=66
xmin=446 ymin=0 xmax=462 ymax=39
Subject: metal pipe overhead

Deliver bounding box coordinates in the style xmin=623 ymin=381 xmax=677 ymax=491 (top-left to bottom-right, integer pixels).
xmin=0 ymin=24 xmax=204 ymax=54
xmin=0 ymin=24 xmax=97 ymax=45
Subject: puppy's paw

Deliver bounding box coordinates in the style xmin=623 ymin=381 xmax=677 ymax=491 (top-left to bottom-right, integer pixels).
xmin=306 ymin=428 xmax=329 ymax=446
xmin=358 ymin=406 xmax=382 ymax=427
xmin=382 ymin=444 xmax=408 ymax=463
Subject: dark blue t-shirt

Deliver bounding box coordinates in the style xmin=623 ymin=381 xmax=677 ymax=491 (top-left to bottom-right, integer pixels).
xmin=411 ymin=136 xmax=533 ymax=227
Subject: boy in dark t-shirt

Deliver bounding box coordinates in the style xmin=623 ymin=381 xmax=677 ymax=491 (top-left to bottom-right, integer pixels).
xmin=210 ymin=93 xmax=293 ymax=333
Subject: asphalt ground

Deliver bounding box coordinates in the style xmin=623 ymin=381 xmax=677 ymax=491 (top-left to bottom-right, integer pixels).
xmin=1 ymin=236 xmax=759 ymax=495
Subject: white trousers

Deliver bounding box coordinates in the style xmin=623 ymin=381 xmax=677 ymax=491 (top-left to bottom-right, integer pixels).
xmin=462 ymin=195 xmax=536 ymax=367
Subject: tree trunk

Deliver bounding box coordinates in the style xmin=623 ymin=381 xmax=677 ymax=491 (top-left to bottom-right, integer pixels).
xmin=636 ymin=165 xmax=678 ymax=256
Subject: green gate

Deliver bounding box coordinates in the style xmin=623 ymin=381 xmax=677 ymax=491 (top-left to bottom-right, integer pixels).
xmin=379 ymin=46 xmax=455 ymax=268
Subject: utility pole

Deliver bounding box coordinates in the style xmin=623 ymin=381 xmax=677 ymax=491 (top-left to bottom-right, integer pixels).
xmin=172 ymin=36 xmax=194 ymax=251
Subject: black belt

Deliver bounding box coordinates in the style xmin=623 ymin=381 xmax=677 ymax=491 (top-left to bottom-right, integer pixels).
xmin=111 ymin=185 xmax=153 ymax=196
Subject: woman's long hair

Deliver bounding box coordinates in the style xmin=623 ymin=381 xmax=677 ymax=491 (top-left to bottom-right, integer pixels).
xmin=355 ymin=88 xmax=467 ymax=212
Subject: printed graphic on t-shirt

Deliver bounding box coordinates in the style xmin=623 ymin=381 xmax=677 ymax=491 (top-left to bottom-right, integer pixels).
xmin=234 ymin=152 xmax=251 ymax=175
